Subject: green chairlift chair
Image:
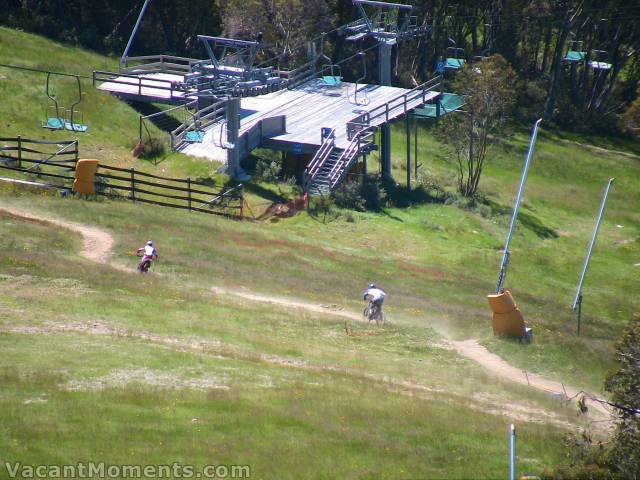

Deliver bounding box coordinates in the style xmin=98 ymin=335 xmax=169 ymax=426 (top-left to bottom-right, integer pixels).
xmin=564 ymin=40 xmax=587 ymax=63
xmin=445 ymin=46 xmax=466 ymax=71
xmin=320 ymin=64 xmax=343 ymax=88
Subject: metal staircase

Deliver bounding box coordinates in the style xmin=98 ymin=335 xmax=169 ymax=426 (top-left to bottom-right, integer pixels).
xmin=303 ymin=126 xmax=376 ymax=195
xmin=306 ymin=147 xmax=345 ymax=195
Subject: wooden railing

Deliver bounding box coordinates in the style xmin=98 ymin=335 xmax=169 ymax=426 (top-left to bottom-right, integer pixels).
xmin=0 ymin=136 xmax=78 ymax=168
xmin=283 ymin=60 xmax=317 ymax=89
xmin=170 ymin=98 xmax=228 ymax=149
xmin=93 ymin=70 xmax=188 ymax=99
xmin=120 ymin=55 xmax=201 ymax=75
xmin=346 ymin=75 xmax=443 ymax=137
xmin=95 ymin=165 xmax=243 ymax=218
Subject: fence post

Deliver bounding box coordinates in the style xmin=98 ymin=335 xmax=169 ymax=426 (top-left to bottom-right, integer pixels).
xmin=130 ymin=168 xmax=136 ymax=202
xmin=187 ymin=177 xmax=192 ymax=211
xmin=239 ymin=185 xmax=244 ymax=219
xmin=17 ymin=135 xmax=22 ymax=168
xmin=74 ymin=141 xmax=79 ymax=162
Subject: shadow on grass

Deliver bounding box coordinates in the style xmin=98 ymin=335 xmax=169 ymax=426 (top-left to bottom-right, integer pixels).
xmin=243 ymin=182 xmax=288 ymax=204
xmin=127 ymin=101 xmax=183 ymax=133
xmin=484 ymin=198 xmax=558 ymax=239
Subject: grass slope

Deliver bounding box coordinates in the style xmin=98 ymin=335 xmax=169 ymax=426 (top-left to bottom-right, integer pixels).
xmin=0 ymin=26 xmax=639 ymax=478
xmin=0 ymin=194 xmax=575 ymax=478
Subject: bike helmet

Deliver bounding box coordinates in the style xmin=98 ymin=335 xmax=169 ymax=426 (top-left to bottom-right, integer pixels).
xmin=146 ymin=240 xmax=153 ymax=246
xmin=369 ymin=283 xmax=376 ymax=288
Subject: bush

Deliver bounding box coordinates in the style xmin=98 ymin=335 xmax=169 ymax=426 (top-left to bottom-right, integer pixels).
xmin=333 ymin=181 xmax=366 ymax=211
xmin=254 ymin=158 xmax=282 ymax=183
xmin=308 ymin=194 xmax=336 ymax=223
xmin=362 ymin=180 xmax=388 ymax=211
xmin=132 ymin=137 xmax=166 ymax=160
xmin=414 ymin=174 xmax=454 ymax=203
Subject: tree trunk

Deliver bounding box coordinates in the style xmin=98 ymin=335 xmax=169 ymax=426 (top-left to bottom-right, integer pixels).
xmin=541 ymin=24 xmax=553 ymax=74
xmin=544 ymin=21 xmax=571 ymax=122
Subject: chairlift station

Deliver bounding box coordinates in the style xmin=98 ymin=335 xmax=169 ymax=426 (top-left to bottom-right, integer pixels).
xmin=95 ymin=0 xmax=460 ymax=193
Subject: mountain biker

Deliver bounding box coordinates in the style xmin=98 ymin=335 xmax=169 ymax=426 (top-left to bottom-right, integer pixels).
xmin=363 ymin=282 xmax=386 ymax=319
xmin=136 ymin=240 xmax=158 ymax=272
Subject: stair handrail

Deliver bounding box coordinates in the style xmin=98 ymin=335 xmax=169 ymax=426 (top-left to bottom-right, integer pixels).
xmin=303 ymin=128 xmax=336 ymax=188
xmin=328 ymin=125 xmax=375 ymax=189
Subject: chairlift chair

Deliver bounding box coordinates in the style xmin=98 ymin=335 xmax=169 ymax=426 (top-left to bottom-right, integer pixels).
xmin=564 ymin=40 xmax=587 ymax=63
xmin=183 ymin=109 xmax=205 ymax=143
xmin=350 ymin=52 xmax=370 ymax=106
xmin=320 ymin=64 xmax=343 ymax=88
xmin=588 ymin=49 xmax=612 ymax=71
xmin=65 ymin=76 xmax=89 ymax=132
xmin=42 ymin=73 xmax=65 ymax=131
xmin=42 ymin=73 xmax=89 ymax=132
xmin=473 ymin=23 xmax=494 ymax=63
xmin=445 ymin=46 xmax=466 ymax=71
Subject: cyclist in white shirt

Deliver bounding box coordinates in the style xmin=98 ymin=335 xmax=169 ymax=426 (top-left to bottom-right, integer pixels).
xmin=363 ymin=282 xmax=386 ymax=320
xmin=136 ymin=240 xmax=158 ymax=272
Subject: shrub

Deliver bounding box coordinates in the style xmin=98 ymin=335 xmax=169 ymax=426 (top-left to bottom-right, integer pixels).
xmin=362 ymin=180 xmax=388 ymax=211
xmin=308 ymin=194 xmax=336 ymax=223
xmin=333 ymin=181 xmax=366 ymax=211
xmin=254 ymin=158 xmax=282 ymax=183
xmin=132 ymin=137 xmax=166 ymax=160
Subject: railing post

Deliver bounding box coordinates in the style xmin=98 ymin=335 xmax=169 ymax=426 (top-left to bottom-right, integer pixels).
xmin=17 ymin=135 xmax=22 ymax=168
xmin=74 ymin=141 xmax=79 ymax=162
xmin=130 ymin=168 xmax=136 ymax=202
xmin=187 ymin=177 xmax=192 ymax=211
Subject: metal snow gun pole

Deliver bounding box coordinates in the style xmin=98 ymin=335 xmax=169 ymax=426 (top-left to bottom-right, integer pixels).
xmin=487 ymin=119 xmax=542 ymax=342
xmin=572 ymin=178 xmax=615 ymax=336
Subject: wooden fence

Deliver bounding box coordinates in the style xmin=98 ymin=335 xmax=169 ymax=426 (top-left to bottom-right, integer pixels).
xmin=0 ymin=136 xmax=78 ymax=167
xmin=0 ymin=137 xmax=243 ymax=218
xmin=95 ymin=165 xmax=243 ymax=217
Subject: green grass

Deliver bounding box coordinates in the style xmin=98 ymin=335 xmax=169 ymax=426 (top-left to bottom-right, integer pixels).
xmin=0 ymin=26 xmax=639 ymax=478
xmin=0 ymin=195 xmax=578 ymax=478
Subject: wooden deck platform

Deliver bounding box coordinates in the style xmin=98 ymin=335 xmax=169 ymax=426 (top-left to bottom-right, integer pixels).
xmin=96 ymin=72 xmax=196 ymax=104
xmin=182 ymin=78 xmax=440 ymax=160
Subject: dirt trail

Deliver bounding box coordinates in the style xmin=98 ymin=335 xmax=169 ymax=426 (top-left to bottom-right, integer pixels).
xmin=211 ymin=286 xmax=363 ymax=322
xmin=212 ymin=285 xmax=613 ymax=423
xmin=2 ymin=206 xmax=613 ymax=423
xmin=1 ymin=206 xmax=126 ymax=270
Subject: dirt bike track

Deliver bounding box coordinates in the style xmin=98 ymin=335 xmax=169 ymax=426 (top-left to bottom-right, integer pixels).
xmin=2 ymin=206 xmax=613 ymax=422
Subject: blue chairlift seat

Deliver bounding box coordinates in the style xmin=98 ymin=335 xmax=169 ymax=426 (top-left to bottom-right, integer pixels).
xmin=44 ymin=117 xmax=65 ymax=130
xmin=564 ymin=50 xmax=586 ymax=62
xmin=64 ymin=121 xmax=88 ymax=132
xmin=322 ymin=75 xmax=343 ymax=87
xmin=413 ymin=93 xmax=464 ymax=118
xmin=185 ymin=130 xmax=205 ymax=143
xmin=445 ymin=58 xmax=466 ymax=70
